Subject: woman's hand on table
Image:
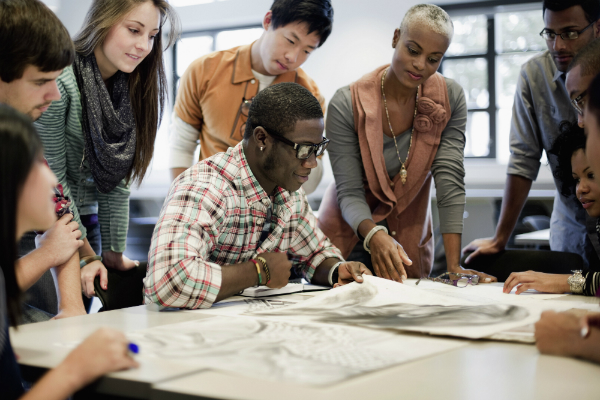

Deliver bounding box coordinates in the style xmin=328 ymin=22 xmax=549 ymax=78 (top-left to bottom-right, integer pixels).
xmin=333 ymin=262 xmax=372 ymax=288
xmin=57 ymin=328 xmax=139 ymax=389
xmin=368 ymin=231 xmax=412 ymax=282
xmin=535 ymin=311 xmax=588 ymax=358
xmin=503 ymin=271 xmax=569 ymax=294
xmin=103 ymin=251 xmax=140 ymax=271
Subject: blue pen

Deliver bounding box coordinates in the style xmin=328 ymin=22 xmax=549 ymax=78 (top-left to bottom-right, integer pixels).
xmin=128 ymin=342 xmax=139 ymax=355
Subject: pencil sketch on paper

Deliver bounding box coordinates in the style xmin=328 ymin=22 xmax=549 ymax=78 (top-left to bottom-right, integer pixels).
xmin=127 ymin=316 xmax=467 ymax=386
xmin=261 ymin=303 xmax=529 ymax=328
xmin=249 ymin=275 xmax=549 ymax=340
xmin=184 ymin=298 xmax=300 ymax=317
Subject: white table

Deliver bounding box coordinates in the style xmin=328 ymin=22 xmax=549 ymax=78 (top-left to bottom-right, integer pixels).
xmin=11 ymin=291 xmax=600 ymax=400
xmin=152 ymin=341 xmax=600 ymax=400
xmin=514 ymin=228 xmax=551 ymax=246
xmin=11 ymin=304 xmax=212 ymax=398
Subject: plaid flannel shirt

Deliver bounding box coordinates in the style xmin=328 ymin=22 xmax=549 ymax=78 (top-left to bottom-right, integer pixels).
xmin=144 ymin=143 xmax=343 ymax=309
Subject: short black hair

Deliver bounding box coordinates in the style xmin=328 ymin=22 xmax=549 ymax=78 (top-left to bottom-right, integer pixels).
xmin=549 ymin=120 xmax=587 ymax=197
xmin=270 ymin=0 xmax=334 ymax=47
xmin=0 ymin=0 xmax=74 ymax=83
xmin=244 ymin=82 xmax=323 ymax=140
xmin=568 ymin=37 xmax=600 ymax=75
xmin=543 ymin=0 xmax=600 ymax=24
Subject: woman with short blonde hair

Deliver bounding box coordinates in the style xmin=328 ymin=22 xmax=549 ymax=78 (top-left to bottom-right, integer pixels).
xmin=319 ymin=4 xmax=494 ymax=283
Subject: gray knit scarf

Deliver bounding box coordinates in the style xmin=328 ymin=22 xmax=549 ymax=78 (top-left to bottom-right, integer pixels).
xmin=73 ymin=53 xmax=136 ymax=194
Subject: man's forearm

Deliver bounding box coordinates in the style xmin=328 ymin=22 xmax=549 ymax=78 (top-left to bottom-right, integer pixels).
xmin=312 ymin=258 xmax=340 ymax=286
xmin=215 ymin=261 xmax=262 ymax=302
xmin=443 ymin=233 xmax=462 ymax=271
xmin=494 ymin=174 xmax=532 ymax=245
xmin=52 ymin=252 xmax=86 ymax=314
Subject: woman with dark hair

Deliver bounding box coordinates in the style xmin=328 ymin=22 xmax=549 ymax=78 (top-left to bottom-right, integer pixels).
xmin=318 ymin=4 xmax=494 ymax=283
xmin=0 ymin=105 xmax=137 ymax=399
xmin=35 ymin=0 xmax=180 ymax=298
xmin=503 ymin=121 xmax=600 ymax=296
xmin=533 ymin=73 xmax=600 ymax=364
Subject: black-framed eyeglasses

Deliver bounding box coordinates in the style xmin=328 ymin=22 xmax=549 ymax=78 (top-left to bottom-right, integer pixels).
xmin=419 ymin=272 xmax=480 ymax=288
xmin=571 ymin=90 xmax=588 ymax=115
xmin=263 ymin=127 xmax=330 ymax=160
xmin=540 ymin=21 xmax=595 ymax=41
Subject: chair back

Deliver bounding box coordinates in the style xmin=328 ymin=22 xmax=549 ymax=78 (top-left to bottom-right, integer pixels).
xmin=460 ymin=250 xmax=581 ymax=282
xmin=93 ymin=262 xmax=147 ymax=311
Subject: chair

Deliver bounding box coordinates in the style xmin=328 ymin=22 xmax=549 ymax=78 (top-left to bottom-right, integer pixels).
xmin=93 ymin=262 xmax=147 ymax=311
xmin=460 ymin=250 xmax=583 ymax=282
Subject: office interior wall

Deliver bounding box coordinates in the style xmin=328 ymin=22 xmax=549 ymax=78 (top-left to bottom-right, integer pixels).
xmin=40 ymin=0 xmax=556 ymax=250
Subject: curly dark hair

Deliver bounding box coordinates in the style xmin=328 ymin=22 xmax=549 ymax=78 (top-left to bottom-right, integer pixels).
xmin=243 ymin=82 xmax=323 ymax=140
xmin=549 ymin=120 xmax=587 ymax=197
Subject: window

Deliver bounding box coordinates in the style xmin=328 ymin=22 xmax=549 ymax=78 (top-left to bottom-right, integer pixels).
xmin=172 ymin=26 xmax=263 ymax=100
xmin=440 ymin=1 xmax=546 ymax=162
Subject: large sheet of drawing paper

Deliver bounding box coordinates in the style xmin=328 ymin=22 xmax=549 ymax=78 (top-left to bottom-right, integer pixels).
xmin=127 ymin=316 xmax=467 ymax=386
xmin=251 ymin=275 xmax=573 ymax=339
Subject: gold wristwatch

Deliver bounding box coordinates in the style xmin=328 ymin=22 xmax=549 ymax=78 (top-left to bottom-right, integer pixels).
xmin=567 ymin=270 xmax=585 ymax=294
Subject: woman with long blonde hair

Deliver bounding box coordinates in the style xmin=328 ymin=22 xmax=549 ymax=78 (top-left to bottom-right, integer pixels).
xmin=35 ymin=0 xmax=180 ymax=299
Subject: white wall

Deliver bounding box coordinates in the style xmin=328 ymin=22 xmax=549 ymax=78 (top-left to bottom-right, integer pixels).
xmin=42 ymin=0 xmax=556 ymax=198
xmin=165 ymin=0 xmax=555 ymax=193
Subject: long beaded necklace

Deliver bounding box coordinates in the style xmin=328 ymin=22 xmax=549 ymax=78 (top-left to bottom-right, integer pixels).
xmin=381 ymin=68 xmax=419 ymax=185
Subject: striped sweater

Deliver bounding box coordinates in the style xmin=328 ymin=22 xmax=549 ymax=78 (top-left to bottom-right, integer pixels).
xmin=34 ymin=66 xmax=130 ymax=253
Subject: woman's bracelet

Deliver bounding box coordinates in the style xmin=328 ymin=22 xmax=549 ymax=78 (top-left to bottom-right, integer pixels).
xmin=80 ymin=255 xmax=102 ymax=268
xmin=256 ymin=256 xmax=270 ymax=284
xmin=250 ymin=259 xmax=263 ymax=286
xmin=363 ymin=226 xmax=389 ymax=254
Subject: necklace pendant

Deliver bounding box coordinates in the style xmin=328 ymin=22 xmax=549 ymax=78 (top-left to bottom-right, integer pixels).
xmin=400 ymin=166 xmax=408 ymax=185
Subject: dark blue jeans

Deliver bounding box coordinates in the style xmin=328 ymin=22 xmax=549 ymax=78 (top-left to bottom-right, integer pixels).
xmin=81 ymin=219 xmax=101 ymax=312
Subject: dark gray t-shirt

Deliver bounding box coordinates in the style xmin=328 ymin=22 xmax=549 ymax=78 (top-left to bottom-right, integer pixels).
xmin=326 ymin=77 xmax=467 ymax=234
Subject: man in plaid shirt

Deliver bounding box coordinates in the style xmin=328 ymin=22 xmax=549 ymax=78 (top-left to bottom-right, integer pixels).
xmin=144 ymin=83 xmax=370 ymax=308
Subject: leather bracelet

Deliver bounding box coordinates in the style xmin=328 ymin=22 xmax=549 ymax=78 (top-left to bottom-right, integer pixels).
xmin=363 ymin=226 xmax=388 ymax=254
xmin=328 ymin=261 xmax=343 ymax=286
xmin=250 ymin=259 xmax=263 ymax=286
xmin=80 ymin=255 xmax=102 ymax=268
xmin=256 ymin=256 xmax=270 ymax=284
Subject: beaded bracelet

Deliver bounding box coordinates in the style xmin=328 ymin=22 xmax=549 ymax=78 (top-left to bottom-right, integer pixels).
xmin=250 ymin=259 xmax=263 ymax=286
xmin=256 ymin=256 xmax=270 ymax=284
